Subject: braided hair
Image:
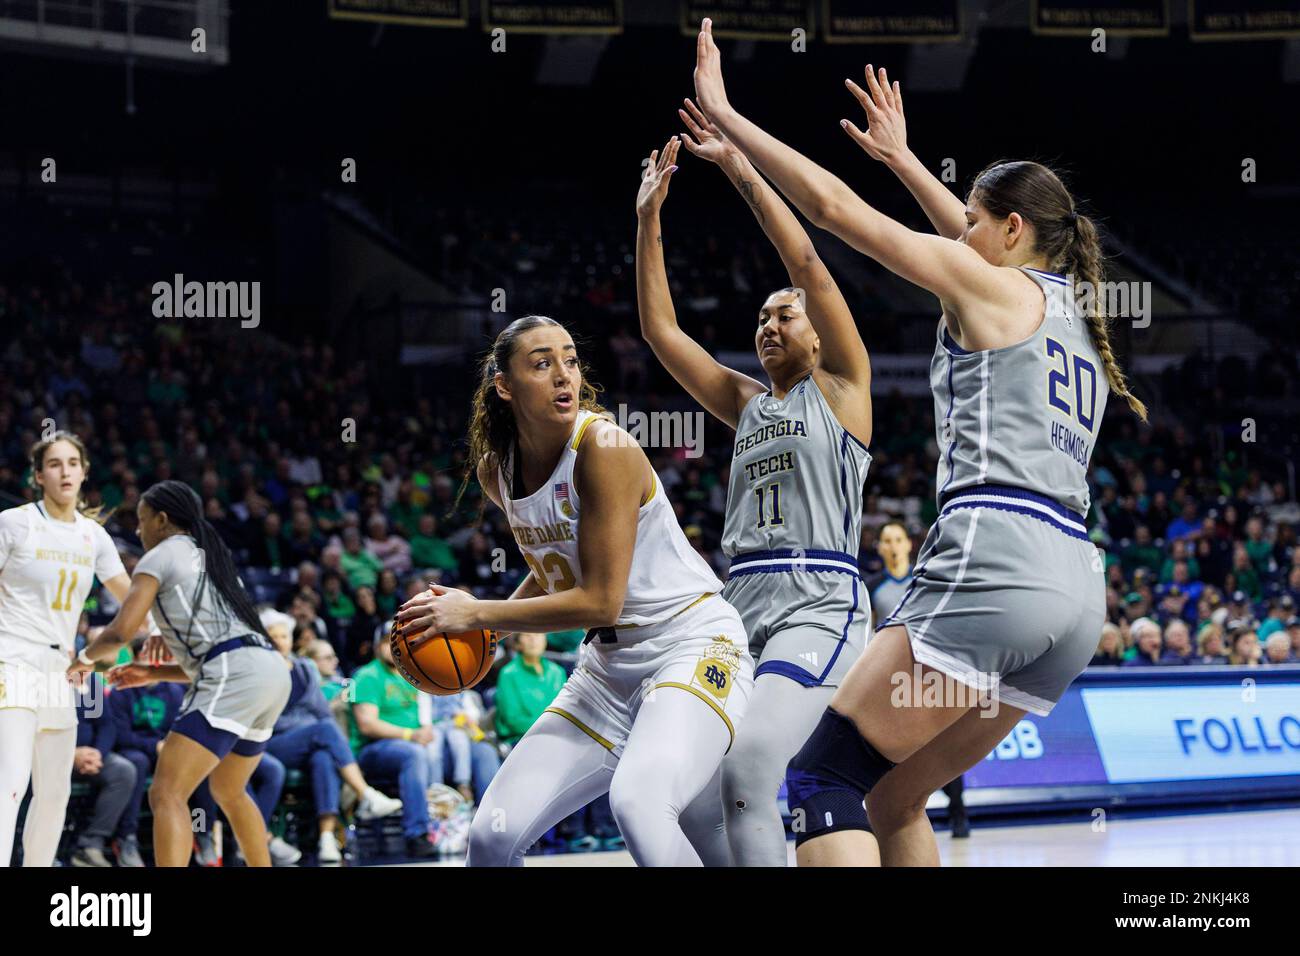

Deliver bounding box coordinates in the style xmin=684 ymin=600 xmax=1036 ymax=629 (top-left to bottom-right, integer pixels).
xmin=141 ymin=480 xmax=268 ymax=639
xmin=971 ymin=161 xmax=1148 ymax=421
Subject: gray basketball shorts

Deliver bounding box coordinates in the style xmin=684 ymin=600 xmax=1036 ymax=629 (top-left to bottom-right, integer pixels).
xmin=879 ymin=485 xmax=1105 ymax=716
xmin=179 ymin=644 xmax=292 ymax=744
xmin=723 ymin=548 xmax=867 ymax=688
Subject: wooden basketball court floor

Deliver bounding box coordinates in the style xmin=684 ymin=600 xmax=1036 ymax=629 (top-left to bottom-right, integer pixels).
xmin=407 ymin=806 xmax=1299 ymax=867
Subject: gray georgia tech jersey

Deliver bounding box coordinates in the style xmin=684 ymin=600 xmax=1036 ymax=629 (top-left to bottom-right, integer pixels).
xmin=723 ymin=374 xmax=871 ymax=562
xmin=931 ymin=267 xmax=1110 ymax=515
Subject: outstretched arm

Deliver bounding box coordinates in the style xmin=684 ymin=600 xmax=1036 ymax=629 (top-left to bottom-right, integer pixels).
xmin=692 ymin=19 xmax=1015 ymax=325
xmin=842 ymin=65 xmax=967 ymax=241
xmin=68 ymin=573 xmax=159 ymax=676
xmin=636 ymin=136 xmax=765 ymax=428
xmin=679 ymin=98 xmax=869 ymax=387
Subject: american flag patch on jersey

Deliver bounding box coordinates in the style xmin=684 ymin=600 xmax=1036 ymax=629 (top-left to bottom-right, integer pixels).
xmin=554 ymin=482 xmax=575 ymax=517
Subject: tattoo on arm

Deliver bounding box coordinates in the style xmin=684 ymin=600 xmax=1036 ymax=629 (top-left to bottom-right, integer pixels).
xmin=737 ymin=178 xmax=765 ymax=226
xmin=657 ymin=234 xmax=663 ymax=245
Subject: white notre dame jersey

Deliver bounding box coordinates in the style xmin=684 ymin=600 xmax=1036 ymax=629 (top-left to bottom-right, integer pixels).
xmin=498 ymin=410 xmax=722 ymax=627
xmin=0 ymin=502 xmax=126 ymax=670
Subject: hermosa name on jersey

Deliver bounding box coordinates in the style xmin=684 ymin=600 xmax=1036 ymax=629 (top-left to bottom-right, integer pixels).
xmin=1050 ymin=419 xmax=1090 ymax=467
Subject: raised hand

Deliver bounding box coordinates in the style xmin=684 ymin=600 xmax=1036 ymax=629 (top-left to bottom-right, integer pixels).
xmin=842 ymin=65 xmax=908 ymax=167
xmin=693 ymin=18 xmax=732 ymax=120
xmin=635 ymin=136 xmax=681 ymax=219
xmin=678 ymin=97 xmax=736 ymax=166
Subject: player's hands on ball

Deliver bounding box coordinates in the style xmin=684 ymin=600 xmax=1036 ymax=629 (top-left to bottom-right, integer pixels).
xmin=106 ymin=663 xmax=156 ymax=690
xmin=842 ymin=66 xmax=907 ymax=167
xmin=636 ymin=136 xmax=680 ymax=218
xmin=678 ymin=97 xmax=736 ymax=166
xmin=693 ymin=18 xmax=732 ymax=121
xmin=396 ymin=584 xmax=480 ymax=646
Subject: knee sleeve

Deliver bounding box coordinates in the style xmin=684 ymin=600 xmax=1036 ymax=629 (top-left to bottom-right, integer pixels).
xmin=784 ymin=709 xmax=896 ymax=847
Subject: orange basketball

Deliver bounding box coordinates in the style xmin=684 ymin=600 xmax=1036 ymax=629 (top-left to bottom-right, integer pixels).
xmin=390 ymin=624 xmax=498 ymax=696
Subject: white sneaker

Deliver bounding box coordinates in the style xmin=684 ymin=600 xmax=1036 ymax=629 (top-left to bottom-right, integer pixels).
xmin=317 ymin=832 xmax=343 ymax=866
xmin=194 ymin=834 xmax=219 ymax=867
xmin=269 ymin=836 xmax=302 ymax=867
xmin=356 ymin=787 xmax=403 ymax=820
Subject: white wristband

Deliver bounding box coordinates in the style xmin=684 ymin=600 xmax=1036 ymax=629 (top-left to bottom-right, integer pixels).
xmin=77 ymin=648 xmax=94 ymax=666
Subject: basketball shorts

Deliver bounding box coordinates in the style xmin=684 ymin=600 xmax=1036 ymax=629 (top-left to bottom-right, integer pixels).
xmin=878 ymin=485 xmax=1106 ymax=716
xmin=174 ymin=645 xmax=291 ymax=757
xmin=0 ymin=641 xmax=80 ymax=731
xmin=723 ymin=548 xmax=867 ymax=688
xmin=543 ymin=593 xmax=755 ymax=758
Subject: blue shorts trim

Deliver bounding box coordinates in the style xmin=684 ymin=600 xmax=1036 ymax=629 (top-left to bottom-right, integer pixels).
xmin=728 ymin=549 xmax=861 ymax=578
xmin=939 ymin=484 xmax=1089 ymax=541
xmin=755 ymin=659 xmax=823 ymax=686
xmin=172 ymin=711 xmax=267 ymax=759
xmin=753 ymin=575 xmax=860 ymax=687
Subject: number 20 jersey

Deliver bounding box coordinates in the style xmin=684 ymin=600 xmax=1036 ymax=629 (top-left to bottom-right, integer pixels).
xmin=931 ymin=267 xmax=1111 ymax=514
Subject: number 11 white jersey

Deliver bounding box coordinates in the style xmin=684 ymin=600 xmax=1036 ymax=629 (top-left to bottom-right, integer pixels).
xmin=0 ymin=503 xmax=125 ymax=670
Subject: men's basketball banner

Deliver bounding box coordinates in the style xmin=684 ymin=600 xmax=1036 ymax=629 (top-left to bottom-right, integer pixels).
xmin=680 ymin=1 xmax=813 ymax=40
xmin=484 ymin=0 xmax=623 ymax=34
xmin=1031 ymin=0 xmax=1170 ymax=35
xmin=1190 ymin=0 xmax=1300 ymax=40
xmin=823 ymin=0 xmax=962 ymax=43
xmin=327 ymin=0 xmax=468 ymax=27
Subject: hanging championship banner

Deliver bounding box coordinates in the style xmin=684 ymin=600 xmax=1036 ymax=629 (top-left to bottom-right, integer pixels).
xmin=1031 ymin=0 xmax=1170 ymax=36
xmin=327 ymin=0 xmax=468 ymax=27
xmin=680 ymin=1 xmax=813 ymax=41
xmin=1190 ymin=0 xmax=1300 ymax=40
xmin=823 ymin=0 xmax=962 ymax=43
xmin=484 ymin=0 xmax=623 ymax=34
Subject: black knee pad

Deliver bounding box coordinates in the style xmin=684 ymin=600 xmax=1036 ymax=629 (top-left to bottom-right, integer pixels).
xmin=785 ymin=708 xmax=897 ymax=847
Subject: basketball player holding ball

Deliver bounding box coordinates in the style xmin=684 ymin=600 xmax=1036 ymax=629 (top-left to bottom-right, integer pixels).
xmin=396 ymin=315 xmax=755 ymax=867
xmin=692 ymin=19 xmax=1146 ymax=865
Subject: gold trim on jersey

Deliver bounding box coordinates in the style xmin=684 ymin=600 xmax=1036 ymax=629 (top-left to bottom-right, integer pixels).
xmin=570 ymin=415 xmax=601 ymax=450
xmin=652 ymin=681 xmax=736 ymax=752
xmin=544 ymin=706 xmax=614 ymax=752
xmin=569 ymin=412 xmax=655 ymax=507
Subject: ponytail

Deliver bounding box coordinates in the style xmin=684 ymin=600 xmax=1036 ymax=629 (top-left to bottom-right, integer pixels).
xmin=971 ymin=160 xmax=1148 ymax=423
xmin=1064 ymin=214 xmax=1149 ymax=422
xmin=141 ymin=480 xmax=268 ymax=639
xmin=456 ymin=353 xmax=522 ymax=516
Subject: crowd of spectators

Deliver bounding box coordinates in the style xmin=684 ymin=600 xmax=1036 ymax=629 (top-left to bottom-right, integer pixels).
xmin=3 ymin=256 xmax=1298 ymax=864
